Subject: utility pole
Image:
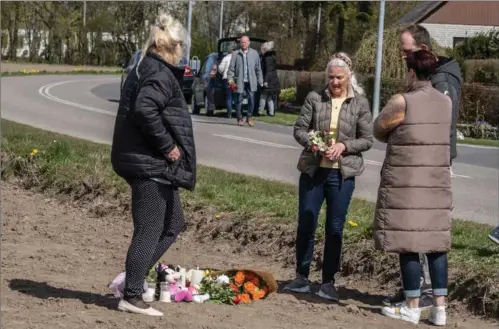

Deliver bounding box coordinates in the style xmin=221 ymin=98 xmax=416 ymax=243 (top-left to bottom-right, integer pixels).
xmin=83 ymin=1 xmax=87 ymax=27
xmin=219 ymin=1 xmax=224 ymax=40
xmin=316 ymin=3 xmax=321 ymax=55
xmin=372 ymin=0 xmax=386 ymax=119
xmin=316 ymin=3 xmax=321 ymax=35
xmin=186 ymin=1 xmax=193 ymax=62
xmin=83 ymin=1 xmax=87 ymax=65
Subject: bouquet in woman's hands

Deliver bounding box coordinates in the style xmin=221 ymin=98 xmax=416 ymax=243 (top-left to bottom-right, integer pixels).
xmin=307 ymin=130 xmax=332 ymax=153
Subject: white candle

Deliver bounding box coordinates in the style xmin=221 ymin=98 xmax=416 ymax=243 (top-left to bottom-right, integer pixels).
xmin=179 ymin=267 xmax=186 ymax=289
xmin=142 ymin=286 xmax=156 ymax=302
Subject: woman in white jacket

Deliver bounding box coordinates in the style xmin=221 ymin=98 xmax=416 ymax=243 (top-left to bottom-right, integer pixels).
xmin=218 ymin=49 xmax=234 ymax=118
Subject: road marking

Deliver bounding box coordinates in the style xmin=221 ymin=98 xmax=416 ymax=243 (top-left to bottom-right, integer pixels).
xmin=36 ymin=78 xmax=474 ymax=180
xmin=212 ymin=134 xmax=301 ymax=149
xmin=457 ymin=143 xmax=499 ymax=150
xmin=212 ymin=134 xmax=472 ymax=179
xmin=38 ymin=79 xmax=118 ymax=116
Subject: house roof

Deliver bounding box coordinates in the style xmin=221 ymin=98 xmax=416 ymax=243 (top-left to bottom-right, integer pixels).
xmin=397 ymin=1 xmax=447 ymax=26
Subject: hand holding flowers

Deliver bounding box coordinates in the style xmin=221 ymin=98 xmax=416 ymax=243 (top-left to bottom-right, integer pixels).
xmin=308 ymin=130 xmax=346 ymax=161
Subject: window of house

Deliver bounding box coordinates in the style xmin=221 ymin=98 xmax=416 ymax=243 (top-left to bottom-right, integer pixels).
xmin=453 ymin=37 xmax=468 ymax=48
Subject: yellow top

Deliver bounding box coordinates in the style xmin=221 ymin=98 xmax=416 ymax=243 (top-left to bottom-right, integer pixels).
xmin=320 ymin=97 xmax=346 ymax=169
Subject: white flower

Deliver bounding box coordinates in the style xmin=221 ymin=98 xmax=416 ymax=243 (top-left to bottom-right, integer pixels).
xmin=216 ymin=275 xmax=230 ymax=285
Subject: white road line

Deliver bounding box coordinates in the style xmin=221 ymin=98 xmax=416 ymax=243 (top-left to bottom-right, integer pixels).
xmin=457 ymin=143 xmax=499 ymax=150
xmin=36 ymin=78 xmax=474 ymax=180
xmin=38 ymin=79 xmax=118 ymax=116
xmin=212 ymin=134 xmax=472 ymax=179
xmin=212 ymin=134 xmax=301 ymax=149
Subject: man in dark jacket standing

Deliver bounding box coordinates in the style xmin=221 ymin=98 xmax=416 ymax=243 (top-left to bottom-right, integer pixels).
xmin=383 ymin=24 xmax=462 ymax=310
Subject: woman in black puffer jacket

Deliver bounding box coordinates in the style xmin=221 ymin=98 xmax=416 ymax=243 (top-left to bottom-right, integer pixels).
xmin=110 ymin=13 xmax=196 ymax=317
xmin=258 ymin=41 xmax=281 ymax=116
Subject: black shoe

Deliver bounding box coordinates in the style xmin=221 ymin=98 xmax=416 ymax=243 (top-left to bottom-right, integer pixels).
xmin=383 ymin=288 xmax=433 ymax=310
xmin=383 ymin=288 xmax=404 ymax=306
xmin=489 ymin=226 xmax=499 ymax=245
xmin=418 ymin=292 xmax=434 ymax=310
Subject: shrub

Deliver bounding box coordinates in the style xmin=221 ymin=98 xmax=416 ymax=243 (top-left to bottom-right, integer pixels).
xmin=279 ymin=87 xmax=296 ymax=102
xmin=454 ymin=30 xmax=499 ymax=60
xmin=354 ymin=26 xmax=445 ymax=80
xmin=289 ymin=70 xmax=499 ymax=128
xmin=463 ymin=59 xmax=499 ymax=84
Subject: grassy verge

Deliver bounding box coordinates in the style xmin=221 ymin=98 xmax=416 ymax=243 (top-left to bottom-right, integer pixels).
xmin=1 ymin=69 xmax=122 ymax=77
xmin=256 ymin=112 xmax=298 ymax=126
xmin=1 ymin=119 xmax=498 ymax=318
xmin=458 ymin=138 xmax=499 ymax=148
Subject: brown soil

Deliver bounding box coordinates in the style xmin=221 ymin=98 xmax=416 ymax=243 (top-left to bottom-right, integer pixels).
xmin=1 ymin=62 xmax=119 ymax=72
xmin=2 ymin=183 xmax=497 ymax=329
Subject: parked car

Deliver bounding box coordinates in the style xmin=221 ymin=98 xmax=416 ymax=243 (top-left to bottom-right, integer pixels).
xmin=191 ymin=37 xmax=267 ymax=116
xmin=119 ymin=50 xmax=195 ymax=103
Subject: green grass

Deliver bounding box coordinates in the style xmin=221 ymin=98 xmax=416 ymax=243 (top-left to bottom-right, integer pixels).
xmin=1 ymin=119 xmax=498 ymax=317
xmin=458 ymin=138 xmax=499 ymax=147
xmin=1 ymin=69 xmax=122 ymax=77
xmin=256 ymin=112 xmax=298 ymax=126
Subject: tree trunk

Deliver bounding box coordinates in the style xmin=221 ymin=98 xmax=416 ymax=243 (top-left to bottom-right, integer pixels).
xmin=335 ymin=2 xmax=346 ymax=52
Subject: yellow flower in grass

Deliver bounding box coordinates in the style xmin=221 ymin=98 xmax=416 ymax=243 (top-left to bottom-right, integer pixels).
xmin=29 ymin=148 xmax=39 ymax=157
xmin=348 ymin=220 xmax=358 ymax=228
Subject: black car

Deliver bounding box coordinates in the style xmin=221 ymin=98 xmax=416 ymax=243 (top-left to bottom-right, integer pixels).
xmin=191 ymin=37 xmax=267 ymax=116
xmin=119 ymin=50 xmax=195 ymax=103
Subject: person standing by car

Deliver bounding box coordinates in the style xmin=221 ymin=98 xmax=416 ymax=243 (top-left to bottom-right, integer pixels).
xmin=110 ymin=13 xmax=196 ymax=316
xmin=258 ymin=41 xmax=281 ymax=117
xmin=219 ymin=48 xmax=235 ymax=118
xmin=227 ymin=35 xmax=263 ymax=127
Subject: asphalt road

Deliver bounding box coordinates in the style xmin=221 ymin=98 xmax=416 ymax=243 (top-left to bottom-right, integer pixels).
xmin=2 ymin=75 xmax=498 ymax=226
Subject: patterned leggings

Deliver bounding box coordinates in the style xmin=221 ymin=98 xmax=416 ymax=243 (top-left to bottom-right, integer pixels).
xmin=124 ymin=179 xmax=185 ymax=298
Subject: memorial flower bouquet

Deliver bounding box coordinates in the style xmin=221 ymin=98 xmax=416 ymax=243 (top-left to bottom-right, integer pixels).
xmin=307 ymin=130 xmax=332 ymax=153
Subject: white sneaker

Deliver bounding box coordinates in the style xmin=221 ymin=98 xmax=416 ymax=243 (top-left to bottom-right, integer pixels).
xmin=118 ymin=298 xmax=163 ymax=316
xmin=428 ymin=305 xmax=447 ymax=326
xmin=381 ymin=304 xmax=421 ymax=325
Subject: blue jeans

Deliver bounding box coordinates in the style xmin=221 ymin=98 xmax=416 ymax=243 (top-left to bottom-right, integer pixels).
xmin=400 ymin=252 xmax=448 ymax=298
xmin=258 ymin=91 xmax=277 ymax=116
xmin=234 ymin=82 xmax=254 ymax=121
xmin=296 ymin=168 xmax=355 ymax=284
xmin=223 ymin=79 xmax=233 ymax=118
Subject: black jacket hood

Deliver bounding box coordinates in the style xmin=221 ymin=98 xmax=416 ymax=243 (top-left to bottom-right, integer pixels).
xmin=434 ymin=56 xmax=462 ymax=84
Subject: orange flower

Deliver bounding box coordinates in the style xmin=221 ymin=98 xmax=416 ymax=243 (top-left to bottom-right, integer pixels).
xmin=251 ymin=289 xmax=266 ymax=300
xmin=230 ymin=283 xmax=240 ymax=294
xmin=234 ymin=271 xmax=245 ymax=286
xmin=239 ymin=293 xmax=251 ymax=304
xmin=243 ymin=282 xmax=257 ymax=294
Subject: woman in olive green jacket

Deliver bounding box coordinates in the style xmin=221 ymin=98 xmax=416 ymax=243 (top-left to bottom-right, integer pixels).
xmin=284 ymin=52 xmax=373 ymax=302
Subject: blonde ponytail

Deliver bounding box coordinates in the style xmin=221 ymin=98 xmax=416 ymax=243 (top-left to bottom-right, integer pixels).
xmin=136 ymin=13 xmax=188 ymax=78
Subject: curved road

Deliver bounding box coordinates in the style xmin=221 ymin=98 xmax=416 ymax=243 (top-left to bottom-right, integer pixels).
xmin=2 ymin=75 xmax=498 ymax=225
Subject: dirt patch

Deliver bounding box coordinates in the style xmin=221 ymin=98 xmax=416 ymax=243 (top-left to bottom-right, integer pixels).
xmin=2 ymin=183 xmax=497 ymax=329
xmin=1 ymin=62 xmax=119 ymax=72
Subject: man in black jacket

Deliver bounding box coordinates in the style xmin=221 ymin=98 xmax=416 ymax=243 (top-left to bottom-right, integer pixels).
xmin=384 ymin=24 xmax=462 ymax=311
xmin=111 ymin=46 xmax=196 ymax=316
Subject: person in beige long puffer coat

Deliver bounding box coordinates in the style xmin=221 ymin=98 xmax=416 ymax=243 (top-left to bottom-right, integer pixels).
xmin=372 ymin=50 xmax=453 ymax=326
